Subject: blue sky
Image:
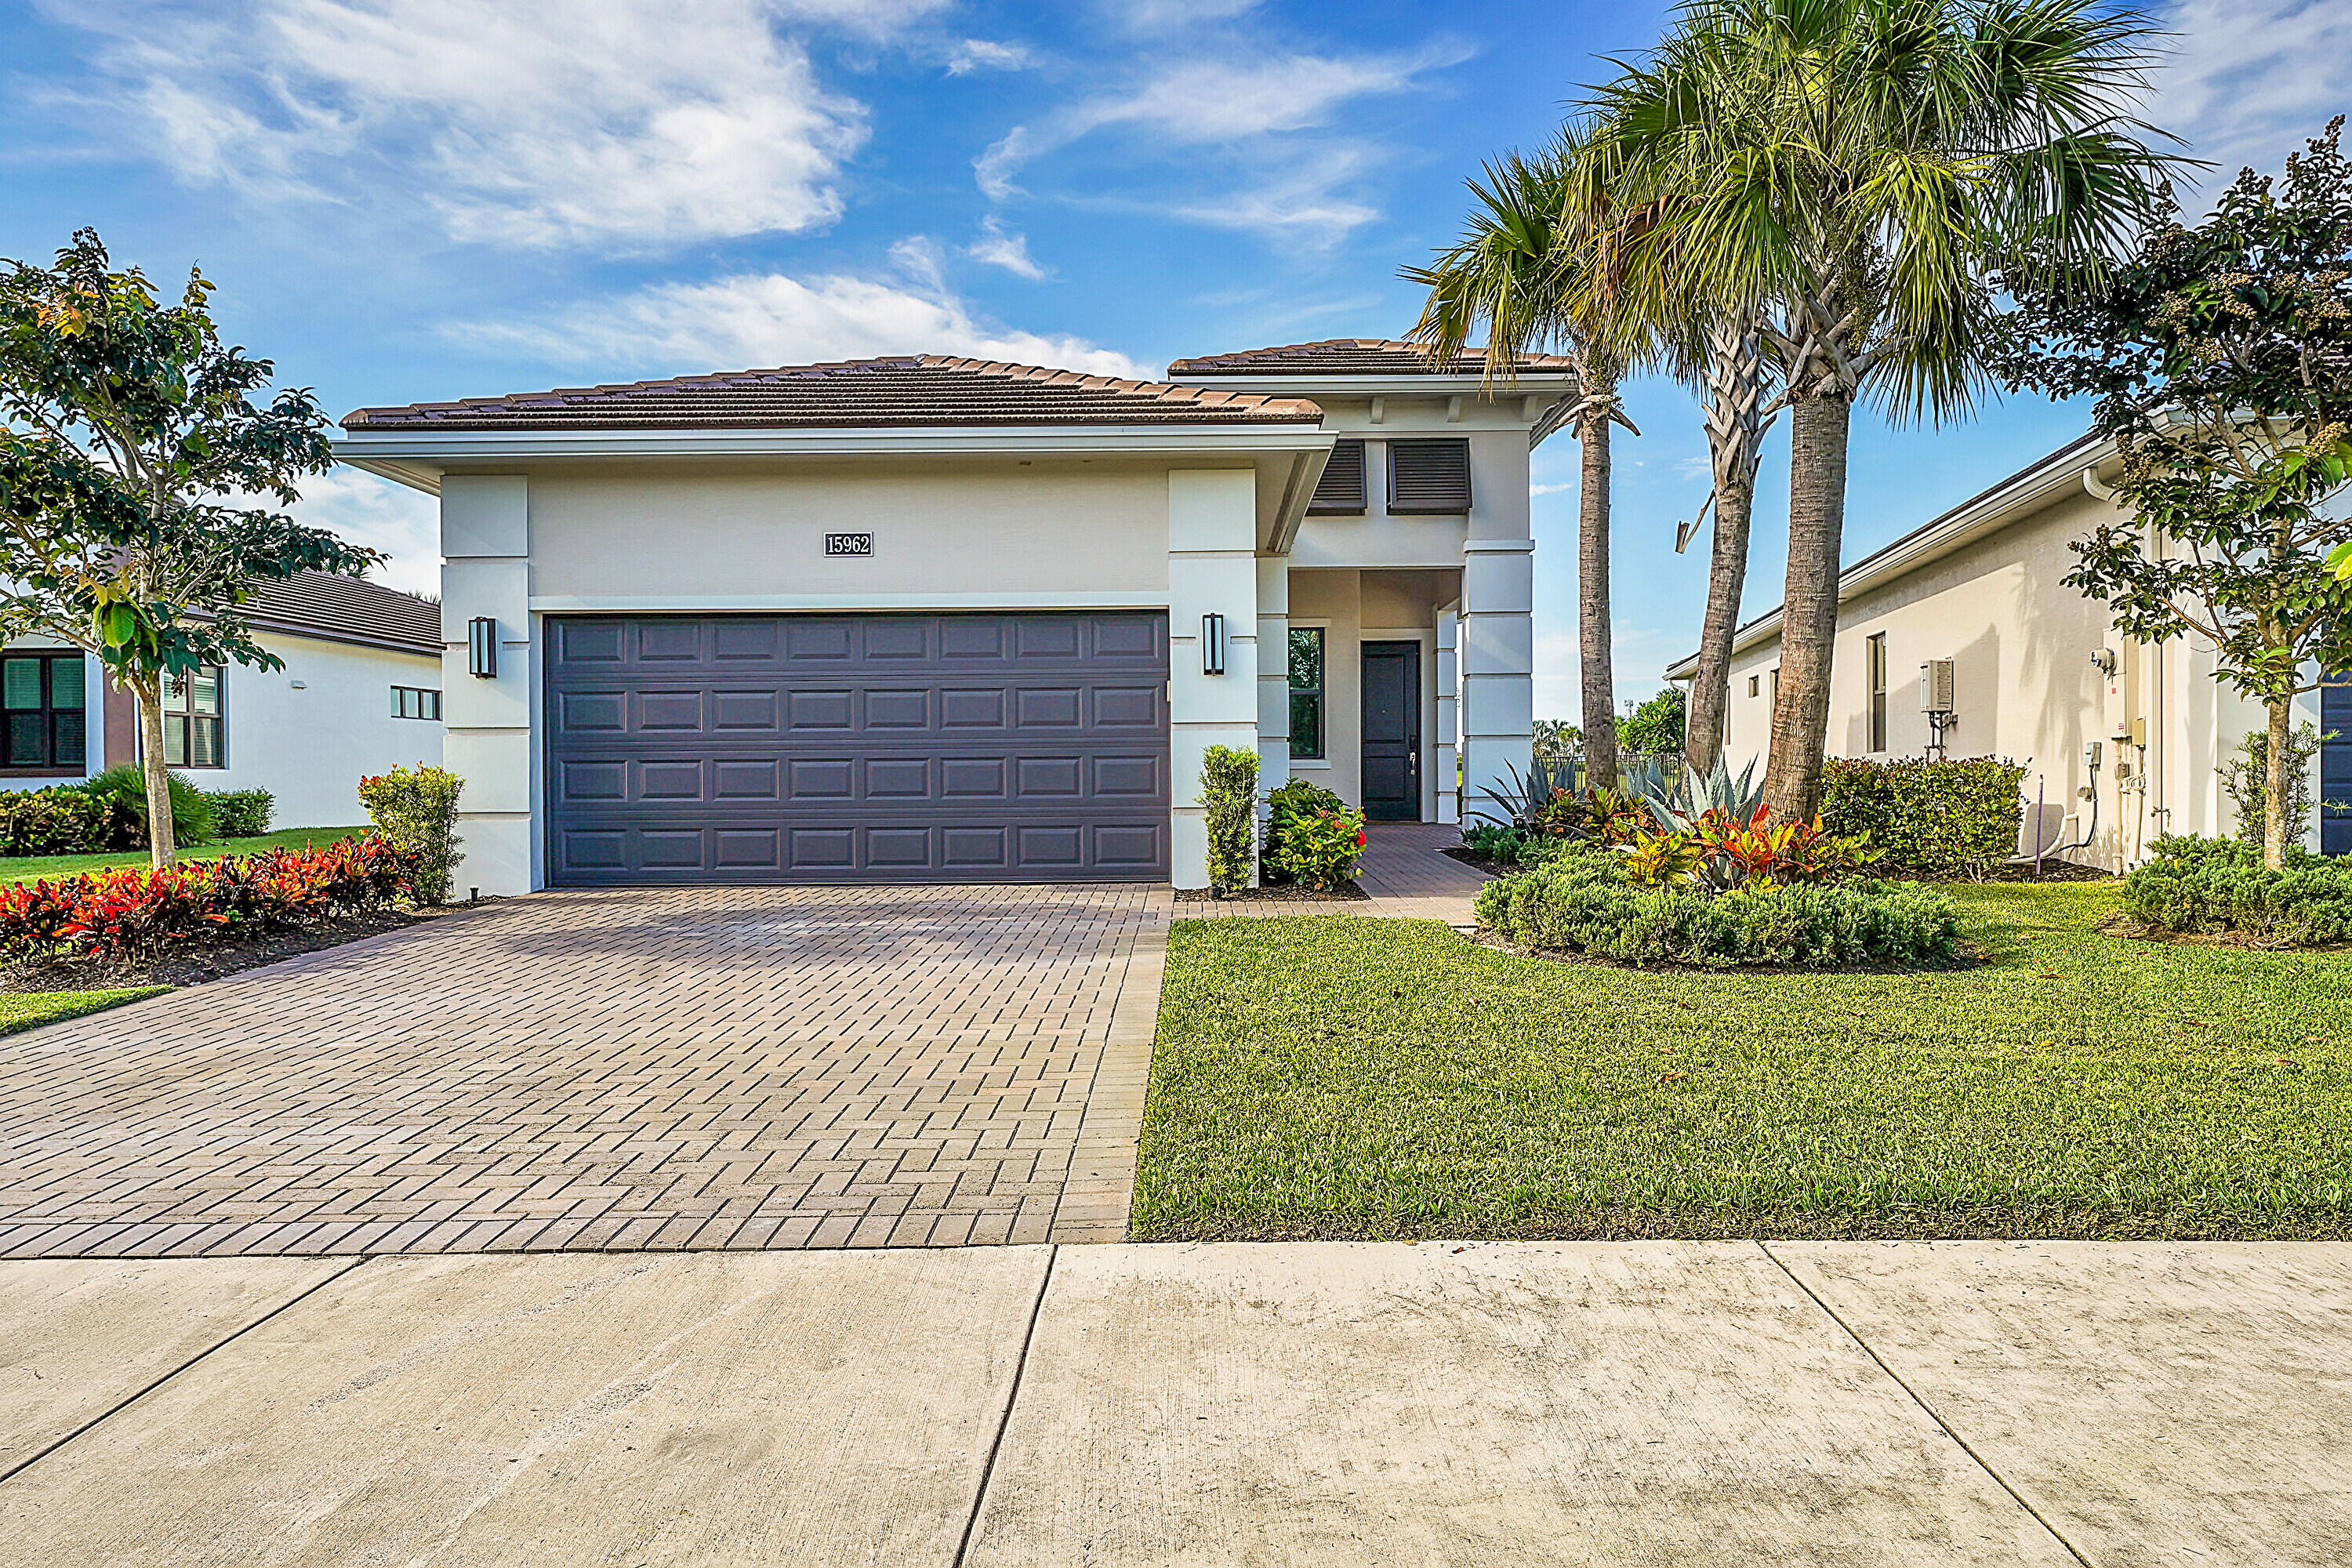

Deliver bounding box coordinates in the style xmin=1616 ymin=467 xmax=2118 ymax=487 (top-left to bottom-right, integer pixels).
xmin=3 ymin=0 xmax=2346 ymax=718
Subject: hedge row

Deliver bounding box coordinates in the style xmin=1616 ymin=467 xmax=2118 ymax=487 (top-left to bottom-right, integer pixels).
xmin=0 ymin=836 xmax=415 ymax=968
xmin=0 ymin=772 xmax=276 ymax=857
xmin=2119 ymin=835 xmax=2352 ymax=947
xmin=1820 ymin=757 xmax=2026 ymax=879
xmin=1475 ymin=849 xmax=1962 ymax=968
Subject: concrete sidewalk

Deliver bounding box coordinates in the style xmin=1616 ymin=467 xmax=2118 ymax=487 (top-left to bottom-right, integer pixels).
xmin=3 ymin=1241 xmax=2345 ymax=1565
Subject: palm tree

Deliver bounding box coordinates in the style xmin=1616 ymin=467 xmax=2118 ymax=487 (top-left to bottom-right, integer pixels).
xmin=1589 ymin=0 xmax=2175 ymax=817
xmin=1406 ymin=146 xmax=1643 ymax=791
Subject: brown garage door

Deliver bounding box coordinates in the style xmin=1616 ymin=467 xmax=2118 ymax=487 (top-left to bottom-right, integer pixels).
xmin=544 ymin=612 xmax=1169 ymax=884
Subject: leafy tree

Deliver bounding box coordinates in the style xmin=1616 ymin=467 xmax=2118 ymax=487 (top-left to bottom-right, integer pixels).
xmin=1407 ymin=143 xmax=1642 ymax=792
xmin=0 ymin=230 xmax=376 ymax=866
xmin=1617 ymin=686 xmax=1687 ymax=754
xmin=1592 ymin=0 xmax=2174 ymax=819
xmin=1998 ymin=122 xmax=2352 ymax=869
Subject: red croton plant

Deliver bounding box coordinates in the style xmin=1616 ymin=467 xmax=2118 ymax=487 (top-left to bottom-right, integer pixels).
xmin=1620 ymin=805 xmax=1879 ymax=892
xmin=0 ymin=836 xmax=416 ymax=967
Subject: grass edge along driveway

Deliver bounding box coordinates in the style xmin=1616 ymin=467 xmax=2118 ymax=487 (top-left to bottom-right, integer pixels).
xmin=1 ymin=987 xmax=168 ymax=1039
xmin=1134 ymin=884 xmax=2352 ymax=1242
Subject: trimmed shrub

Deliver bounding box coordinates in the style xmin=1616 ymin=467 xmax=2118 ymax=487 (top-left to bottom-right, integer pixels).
xmin=1820 ymin=757 xmax=2026 ymax=878
xmin=1198 ymin=746 xmax=1260 ymax=895
xmin=358 ymin=764 xmax=466 ymax=905
xmin=1476 ymin=851 xmax=1961 ymax=968
xmin=2118 ymin=833 xmax=2352 ymax=946
xmin=1263 ymin=779 xmax=1346 ymax=883
xmin=87 ymin=763 xmax=215 ymax=848
xmin=1269 ymin=806 xmax=1367 ymax=890
xmin=0 ymin=835 xmax=416 ymax=967
xmin=2217 ymin=724 xmax=2327 ymax=848
xmin=0 ymin=786 xmax=140 ymax=857
xmin=205 ymin=788 xmax=274 ymax=840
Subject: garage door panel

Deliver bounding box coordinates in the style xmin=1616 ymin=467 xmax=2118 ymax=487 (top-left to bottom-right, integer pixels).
xmin=547 ymin=613 xmax=1168 ymax=884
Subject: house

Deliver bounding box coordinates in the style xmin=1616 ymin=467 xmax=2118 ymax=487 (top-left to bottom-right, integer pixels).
xmin=332 ymin=343 xmax=1575 ymax=893
xmin=1664 ymin=433 xmax=2347 ymax=868
xmin=1 ymin=572 xmax=446 ymax=829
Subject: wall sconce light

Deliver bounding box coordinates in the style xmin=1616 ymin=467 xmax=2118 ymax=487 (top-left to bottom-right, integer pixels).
xmin=468 ymin=616 xmax=499 ymax=679
xmin=1200 ymin=612 xmax=1227 ymax=676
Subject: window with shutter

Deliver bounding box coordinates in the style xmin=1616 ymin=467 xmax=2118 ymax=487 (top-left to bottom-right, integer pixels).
xmin=1386 ymin=438 xmax=1472 ymax=514
xmin=1307 ymin=439 xmax=1366 ymax=514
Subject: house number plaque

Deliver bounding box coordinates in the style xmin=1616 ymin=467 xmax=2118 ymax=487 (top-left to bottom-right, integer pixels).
xmin=824 ymin=532 xmax=873 ymax=556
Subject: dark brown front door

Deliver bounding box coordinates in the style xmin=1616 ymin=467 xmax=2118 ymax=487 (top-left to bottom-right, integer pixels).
xmin=1360 ymin=641 xmax=1421 ymax=822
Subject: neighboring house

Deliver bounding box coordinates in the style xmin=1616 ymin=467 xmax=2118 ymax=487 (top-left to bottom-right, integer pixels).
xmin=1664 ymin=434 xmax=2347 ymax=869
xmin=333 ymin=343 xmax=1574 ymax=893
xmin=0 ymin=572 xmax=445 ymax=829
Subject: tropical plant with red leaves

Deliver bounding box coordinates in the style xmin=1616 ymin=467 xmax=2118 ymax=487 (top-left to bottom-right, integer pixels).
xmin=0 ymin=833 xmax=416 ymax=967
xmin=1621 ymin=806 xmax=1878 ymax=891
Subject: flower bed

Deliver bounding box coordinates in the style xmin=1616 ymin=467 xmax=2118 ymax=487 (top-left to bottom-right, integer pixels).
xmin=0 ymin=836 xmax=417 ymax=972
xmin=2115 ymin=835 xmax=2352 ymax=947
xmin=1476 ymin=851 xmax=1961 ymax=968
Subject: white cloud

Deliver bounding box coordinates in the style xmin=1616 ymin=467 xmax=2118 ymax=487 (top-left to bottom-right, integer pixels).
xmin=2147 ymin=0 xmax=2352 ymax=191
xmin=1529 ymin=482 xmax=1577 ymax=498
xmin=459 ymin=253 xmax=1152 ymax=381
xmin=974 ymin=42 xmax=1461 ymax=241
xmin=966 ymin=216 xmax=1048 ymax=279
xmin=43 ymin=0 xmax=897 ymax=249
xmin=947 ymin=38 xmax=1031 ymax=74
xmin=286 ymin=466 xmax=441 ymax=598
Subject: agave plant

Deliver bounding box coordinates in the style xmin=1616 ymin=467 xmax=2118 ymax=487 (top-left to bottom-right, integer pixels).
xmin=1471 ymin=753 xmax=1578 ymax=832
xmin=1638 ymin=753 xmax=1765 ymax=833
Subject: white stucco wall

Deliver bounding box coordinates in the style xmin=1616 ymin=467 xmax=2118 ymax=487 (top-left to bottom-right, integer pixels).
xmin=198 ymin=633 xmax=445 ymax=829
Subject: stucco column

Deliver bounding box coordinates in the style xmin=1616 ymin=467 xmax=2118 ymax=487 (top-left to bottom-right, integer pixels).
xmin=1435 ymin=603 xmax=1461 ymax=825
xmin=1256 ymin=554 xmax=1290 ymax=813
xmin=439 ymin=474 xmax=538 ymax=895
xmin=1168 ymin=470 xmax=1261 ymax=889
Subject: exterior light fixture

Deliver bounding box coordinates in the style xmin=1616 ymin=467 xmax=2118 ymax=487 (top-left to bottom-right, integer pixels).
xmin=468 ymin=616 xmax=499 ymax=679
xmin=1200 ymin=612 xmax=1227 ymax=676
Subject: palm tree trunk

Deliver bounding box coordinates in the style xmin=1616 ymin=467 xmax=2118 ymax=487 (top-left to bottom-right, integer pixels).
xmin=2263 ymin=695 xmax=2291 ymax=870
xmin=1683 ymin=468 xmax=1755 ymax=775
xmin=1763 ymin=389 xmax=1850 ymax=820
xmin=1578 ymin=408 xmax=1619 ymax=793
xmin=134 ymin=677 xmax=176 ymax=869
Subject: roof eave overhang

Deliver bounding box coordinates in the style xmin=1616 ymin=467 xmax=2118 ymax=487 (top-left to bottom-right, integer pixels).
xmin=1174 ymin=373 xmax=1579 ymax=400
xmin=1661 ymin=434 xmax=2122 ymax=681
xmin=332 ymin=421 xmax=1335 ymax=496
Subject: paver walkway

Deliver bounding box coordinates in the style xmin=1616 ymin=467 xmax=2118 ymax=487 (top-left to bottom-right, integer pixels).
xmin=1184 ymin=822 xmax=1492 ymax=925
xmin=0 ymin=884 xmax=1164 ymax=1259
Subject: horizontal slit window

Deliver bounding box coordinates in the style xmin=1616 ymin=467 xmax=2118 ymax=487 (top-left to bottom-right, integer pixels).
xmin=1386 ymin=438 xmax=1472 ymax=514
xmin=1307 ymin=439 xmax=1366 ymax=514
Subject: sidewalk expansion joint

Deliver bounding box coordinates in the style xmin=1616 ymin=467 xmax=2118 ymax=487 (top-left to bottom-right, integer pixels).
xmin=0 ymin=1254 xmax=372 ymax=1490
xmin=954 ymin=1243 xmax=1057 ymax=1568
xmin=1754 ymin=1240 xmax=2092 ymax=1568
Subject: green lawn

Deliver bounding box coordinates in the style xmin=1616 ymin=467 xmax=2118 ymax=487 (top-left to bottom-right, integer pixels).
xmin=0 ymin=986 xmax=168 ymax=1037
xmin=1134 ymin=883 xmax=2352 ymax=1241
xmin=0 ymin=826 xmax=369 ymax=885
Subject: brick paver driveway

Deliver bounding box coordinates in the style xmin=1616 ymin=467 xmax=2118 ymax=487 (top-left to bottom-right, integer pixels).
xmin=0 ymin=885 xmax=1166 ymax=1260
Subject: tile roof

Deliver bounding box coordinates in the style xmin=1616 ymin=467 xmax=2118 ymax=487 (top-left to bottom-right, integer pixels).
xmin=343 ymin=355 xmax=1323 ymax=432
xmin=244 ymin=572 xmax=441 ymax=659
xmin=1166 ymin=339 xmax=1581 ymax=377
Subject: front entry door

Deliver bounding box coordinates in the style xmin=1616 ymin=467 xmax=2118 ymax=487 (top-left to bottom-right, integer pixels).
xmin=1360 ymin=641 xmax=1421 ymax=822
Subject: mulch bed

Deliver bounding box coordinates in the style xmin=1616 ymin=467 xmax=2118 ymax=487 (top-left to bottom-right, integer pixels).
xmin=1175 ymin=883 xmax=1370 ymax=904
xmin=1443 ymin=846 xmax=1515 ymax=876
xmin=2 ymin=902 xmax=486 ymax=995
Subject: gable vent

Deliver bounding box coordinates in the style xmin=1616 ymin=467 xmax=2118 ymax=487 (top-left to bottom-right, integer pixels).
xmin=1387 ymin=438 xmax=1472 ymax=514
xmin=1308 ymin=439 xmax=1367 ymax=514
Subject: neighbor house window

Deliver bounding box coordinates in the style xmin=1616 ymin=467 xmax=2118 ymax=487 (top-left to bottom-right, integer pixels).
xmin=1747 ymin=674 xmax=1760 ymax=699
xmin=161 ymin=666 xmax=225 ymax=768
xmin=392 ymin=685 xmax=442 ymax=720
xmin=1 ymin=652 xmax=86 ymax=771
xmin=1289 ymin=626 xmax=1326 ymax=760
xmin=1867 ymin=633 xmax=1889 ymax=752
